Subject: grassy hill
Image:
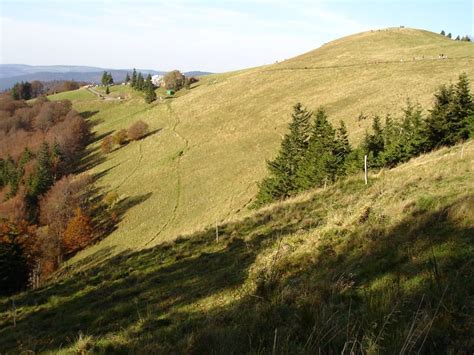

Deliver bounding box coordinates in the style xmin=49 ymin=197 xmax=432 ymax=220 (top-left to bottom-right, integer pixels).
xmin=45 ymin=27 xmax=474 ymax=263
xmin=1 ymin=141 xmax=472 ymax=352
xmin=2 ymin=27 xmax=474 ymax=351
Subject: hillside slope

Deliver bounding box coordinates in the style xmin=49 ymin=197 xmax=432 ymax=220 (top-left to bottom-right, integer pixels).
xmin=6 ymin=29 xmax=458 ymax=265
xmin=49 ymin=27 xmax=474 ymax=263
xmin=1 ymin=141 xmax=472 ymax=352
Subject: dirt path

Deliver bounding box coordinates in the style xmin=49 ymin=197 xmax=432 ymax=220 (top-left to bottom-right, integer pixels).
xmin=263 ymin=55 xmax=474 ymax=73
xmin=144 ymin=102 xmax=190 ymax=247
xmin=87 ymin=87 xmax=123 ymax=101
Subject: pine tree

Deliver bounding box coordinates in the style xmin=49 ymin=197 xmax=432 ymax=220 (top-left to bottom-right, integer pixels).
xmin=363 ymin=115 xmax=385 ymax=167
xmin=11 ymin=83 xmax=21 ymax=100
xmin=440 ymin=30 xmax=445 ymax=36
xmin=107 ymin=72 xmax=114 ymax=85
xmin=447 ymin=33 xmax=452 ymax=39
xmin=424 ymin=78 xmax=470 ymax=147
xmin=131 ymin=69 xmax=137 ymax=88
xmin=425 ymin=84 xmax=453 ymax=148
xmin=332 ymin=120 xmax=352 ymax=177
xmin=295 ymin=108 xmax=336 ymax=190
xmin=452 ymin=73 xmax=473 ymax=140
xmin=136 ymin=72 xmax=144 ymax=91
xmin=401 ymin=99 xmax=427 ymax=155
xmin=51 ymin=141 xmax=64 ymax=179
xmin=21 ymin=81 xmax=32 ymax=100
xmin=101 ymin=71 xmax=108 ymax=86
xmin=18 ymin=147 xmax=33 ymax=168
xmin=29 ymin=142 xmax=53 ymax=198
xmin=105 ymin=86 xmax=110 ymax=95
xmin=455 ymin=35 xmax=460 ymax=41
xmin=254 ymin=103 xmax=312 ymax=205
xmin=125 ymin=73 xmax=130 ymax=83
xmin=144 ymin=75 xmax=156 ymax=103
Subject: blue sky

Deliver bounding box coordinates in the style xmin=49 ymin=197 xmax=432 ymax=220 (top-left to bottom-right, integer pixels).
xmin=1 ymin=0 xmax=472 ymax=72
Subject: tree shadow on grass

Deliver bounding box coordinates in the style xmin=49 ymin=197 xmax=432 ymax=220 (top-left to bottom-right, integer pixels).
xmin=79 ymin=110 xmax=99 ymax=120
xmin=1 ymin=192 xmax=472 ymax=353
xmin=0 ymin=192 xmax=325 ymax=352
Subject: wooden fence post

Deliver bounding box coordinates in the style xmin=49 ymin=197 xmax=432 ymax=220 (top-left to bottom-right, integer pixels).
xmin=364 ymin=155 xmax=368 ymax=185
xmin=215 ymin=220 xmax=219 ymax=243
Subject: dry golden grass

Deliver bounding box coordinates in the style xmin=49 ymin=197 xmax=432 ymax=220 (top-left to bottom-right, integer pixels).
xmin=47 ymin=28 xmax=473 ymax=263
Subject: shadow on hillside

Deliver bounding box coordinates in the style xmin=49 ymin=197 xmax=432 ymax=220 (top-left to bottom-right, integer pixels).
xmin=74 ymin=145 xmax=106 ymax=174
xmin=1 ymin=191 xmax=472 ymax=353
xmin=80 ymin=110 xmax=99 ymax=120
xmin=142 ymin=128 xmax=162 ymax=139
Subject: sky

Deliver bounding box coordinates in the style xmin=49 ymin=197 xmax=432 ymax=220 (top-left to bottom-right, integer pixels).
xmin=0 ymin=0 xmax=473 ymax=72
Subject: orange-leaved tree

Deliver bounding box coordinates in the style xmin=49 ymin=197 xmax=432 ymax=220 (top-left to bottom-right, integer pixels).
xmin=63 ymin=208 xmax=94 ymax=254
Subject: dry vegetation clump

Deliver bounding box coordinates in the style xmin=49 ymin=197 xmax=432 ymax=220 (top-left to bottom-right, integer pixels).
xmin=113 ymin=129 xmax=127 ymax=145
xmin=127 ymin=120 xmax=149 ymax=141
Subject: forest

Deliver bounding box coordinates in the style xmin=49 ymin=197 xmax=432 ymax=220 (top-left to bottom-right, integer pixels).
xmin=0 ymin=93 xmax=99 ymax=294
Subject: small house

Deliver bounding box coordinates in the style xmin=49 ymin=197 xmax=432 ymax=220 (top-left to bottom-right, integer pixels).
xmin=152 ymin=75 xmax=164 ymax=87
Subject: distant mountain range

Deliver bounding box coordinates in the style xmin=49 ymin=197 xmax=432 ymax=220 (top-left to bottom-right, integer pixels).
xmin=0 ymin=64 xmax=213 ymax=91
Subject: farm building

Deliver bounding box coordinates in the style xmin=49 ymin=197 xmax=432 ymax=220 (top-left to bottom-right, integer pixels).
xmin=152 ymin=75 xmax=164 ymax=87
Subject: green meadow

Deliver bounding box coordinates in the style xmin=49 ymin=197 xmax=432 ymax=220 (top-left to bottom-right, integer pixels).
xmin=1 ymin=27 xmax=473 ymax=352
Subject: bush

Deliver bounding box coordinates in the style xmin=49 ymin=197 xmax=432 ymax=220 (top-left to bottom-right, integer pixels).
xmin=101 ymin=136 xmax=113 ymax=154
xmin=113 ymin=129 xmax=127 ymax=145
xmin=127 ymin=120 xmax=149 ymax=141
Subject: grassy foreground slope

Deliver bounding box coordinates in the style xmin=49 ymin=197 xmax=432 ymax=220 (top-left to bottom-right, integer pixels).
xmin=0 ymin=142 xmax=472 ymax=352
xmin=47 ymin=27 xmax=473 ymax=262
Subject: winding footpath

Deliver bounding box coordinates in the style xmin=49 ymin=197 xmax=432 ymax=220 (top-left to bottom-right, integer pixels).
xmin=144 ymin=102 xmax=190 ymax=247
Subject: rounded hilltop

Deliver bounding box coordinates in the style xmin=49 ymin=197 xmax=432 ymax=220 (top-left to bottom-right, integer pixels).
xmin=284 ymin=27 xmax=473 ymax=68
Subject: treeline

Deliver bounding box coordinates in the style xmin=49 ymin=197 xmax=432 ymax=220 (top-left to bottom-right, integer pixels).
xmin=0 ymin=94 xmax=101 ymax=295
xmin=440 ymin=30 xmax=472 ymax=41
xmin=255 ymin=73 xmax=473 ymax=206
xmin=11 ymin=80 xmax=86 ymax=100
xmin=128 ymin=69 xmax=157 ymax=103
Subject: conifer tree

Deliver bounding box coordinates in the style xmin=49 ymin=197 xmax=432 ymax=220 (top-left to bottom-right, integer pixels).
xmin=401 ymin=99 xmax=427 ymax=155
xmin=447 ymin=33 xmax=452 ymax=39
xmin=144 ymin=75 xmax=156 ymax=103
xmin=363 ymin=115 xmax=385 ymax=167
xmin=107 ymin=72 xmax=114 ymax=85
xmin=101 ymin=71 xmax=108 ymax=86
xmin=125 ymin=73 xmax=130 ymax=83
xmin=426 ymin=81 xmax=470 ymax=149
xmin=455 ymin=35 xmax=460 ymax=41
xmin=440 ymin=30 xmax=445 ymax=36
xmin=131 ymin=69 xmax=137 ymax=88
xmin=105 ymin=86 xmax=110 ymax=95
xmin=332 ymin=120 xmax=352 ymax=177
xmin=51 ymin=141 xmax=64 ymax=179
xmin=295 ymin=108 xmax=336 ymax=190
xmin=453 ymin=73 xmax=473 ymax=140
xmin=18 ymin=147 xmax=33 ymax=168
xmin=254 ymin=103 xmax=312 ymax=205
xmin=29 ymin=142 xmax=53 ymax=198
xmin=136 ymin=72 xmax=144 ymax=91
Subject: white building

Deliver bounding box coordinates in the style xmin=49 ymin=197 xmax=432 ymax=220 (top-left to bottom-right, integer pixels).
xmin=151 ymin=75 xmax=164 ymax=87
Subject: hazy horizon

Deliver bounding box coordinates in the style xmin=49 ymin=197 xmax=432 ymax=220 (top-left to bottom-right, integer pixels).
xmin=1 ymin=0 xmax=473 ymax=73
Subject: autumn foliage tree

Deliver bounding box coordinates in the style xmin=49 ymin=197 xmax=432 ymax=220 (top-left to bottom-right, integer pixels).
xmin=63 ymin=208 xmax=94 ymax=254
xmin=0 ymin=93 xmax=99 ymax=292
